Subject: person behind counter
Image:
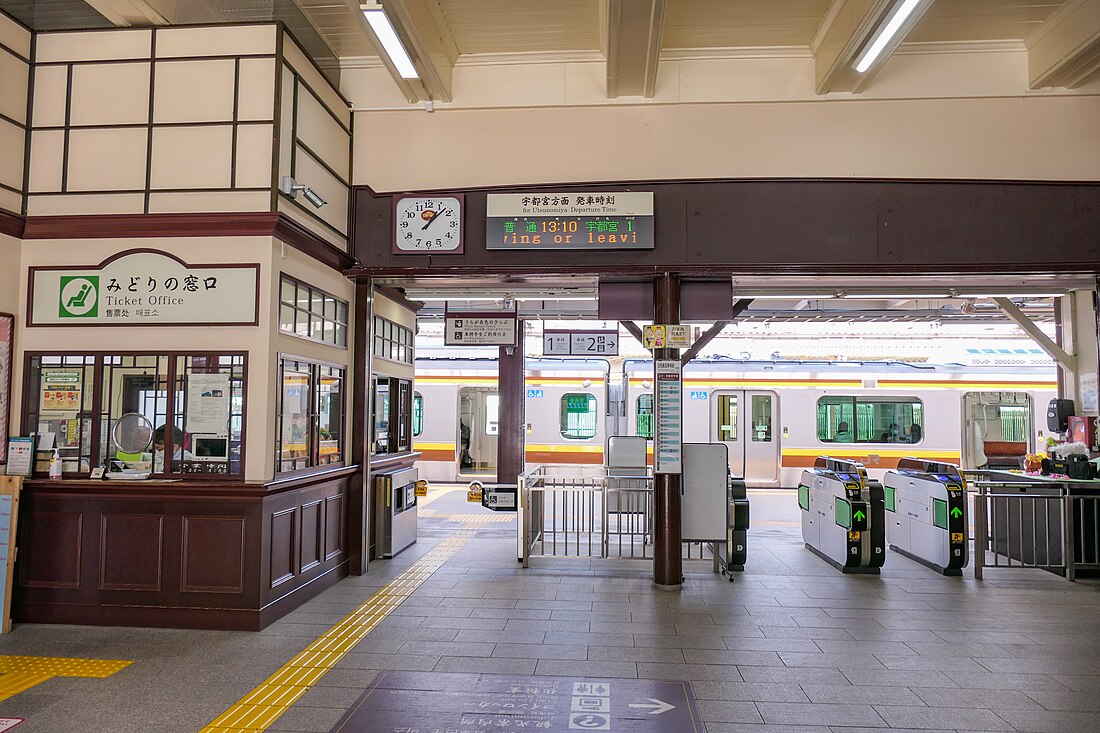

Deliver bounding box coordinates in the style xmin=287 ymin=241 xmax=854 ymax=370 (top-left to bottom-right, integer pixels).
xmin=154 ymin=426 xmax=193 ymax=472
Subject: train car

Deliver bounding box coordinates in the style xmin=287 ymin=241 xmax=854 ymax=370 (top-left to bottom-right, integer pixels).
xmin=413 ymin=358 xmax=610 ymax=482
xmin=413 ymin=357 xmax=1056 ymax=487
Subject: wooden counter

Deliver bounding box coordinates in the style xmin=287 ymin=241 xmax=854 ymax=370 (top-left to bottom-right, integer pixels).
xmin=13 ymin=465 xmax=360 ymax=631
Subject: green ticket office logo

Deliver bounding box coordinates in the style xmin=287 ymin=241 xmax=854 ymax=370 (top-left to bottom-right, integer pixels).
xmin=59 ymin=276 xmax=99 ymax=318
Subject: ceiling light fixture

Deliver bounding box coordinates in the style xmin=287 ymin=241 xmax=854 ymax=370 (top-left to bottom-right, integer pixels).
xmin=853 ymin=0 xmax=932 ymax=73
xmin=841 ymin=292 xmax=949 ymax=299
xmin=362 ymin=2 xmax=419 ymax=79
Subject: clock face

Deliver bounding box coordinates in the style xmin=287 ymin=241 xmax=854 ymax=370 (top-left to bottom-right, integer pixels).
xmin=393 ymin=195 xmax=464 ymax=254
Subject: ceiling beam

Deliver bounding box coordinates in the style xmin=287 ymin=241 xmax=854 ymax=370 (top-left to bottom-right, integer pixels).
xmin=1027 ymin=0 xmax=1100 ymax=89
xmin=605 ymin=0 xmax=667 ymax=98
xmin=364 ymin=0 xmax=458 ymax=102
xmin=82 ymin=0 xmax=173 ymax=26
xmin=994 ymin=298 xmax=1074 ymax=369
xmin=812 ymin=0 xmax=931 ymax=94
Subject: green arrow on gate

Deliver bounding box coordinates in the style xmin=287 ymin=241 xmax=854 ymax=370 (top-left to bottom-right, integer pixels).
xmin=950 ymin=507 xmax=962 ymax=518
xmin=853 ymin=510 xmax=866 ymax=522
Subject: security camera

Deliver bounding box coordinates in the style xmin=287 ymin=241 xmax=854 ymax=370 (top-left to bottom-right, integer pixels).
xmin=302 ymin=187 xmax=327 ymax=208
xmin=280 ymin=176 xmax=327 ymax=209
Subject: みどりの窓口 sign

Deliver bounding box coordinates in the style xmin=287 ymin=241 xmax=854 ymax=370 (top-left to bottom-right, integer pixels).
xmin=29 ymin=250 xmax=259 ymax=327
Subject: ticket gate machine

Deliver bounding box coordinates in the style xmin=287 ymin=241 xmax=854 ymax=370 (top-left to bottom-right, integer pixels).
xmin=883 ymin=458 xmax=967 ymax=575
xmin=799 ymin=457 xmax=886 ymax=573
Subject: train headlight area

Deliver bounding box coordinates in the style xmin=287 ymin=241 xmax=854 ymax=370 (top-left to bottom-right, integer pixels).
xmin=799 ymin=457 xmax=886 ymax=573
xmin=884 ymin=458 xmax=968 ymax=575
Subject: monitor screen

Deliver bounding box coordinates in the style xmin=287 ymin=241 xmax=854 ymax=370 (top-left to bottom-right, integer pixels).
xmin=192 ymin=436 xmax=229 ymax=461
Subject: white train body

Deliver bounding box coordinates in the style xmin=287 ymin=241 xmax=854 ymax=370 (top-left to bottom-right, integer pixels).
xmin=413 ymin=358 xmax=1056 ymax=487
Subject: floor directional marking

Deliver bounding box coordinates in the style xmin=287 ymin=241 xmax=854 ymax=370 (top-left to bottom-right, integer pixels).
xmin=201 ymin=532 xmax=474 ymax=733
xmin=0 ymin=656 xmax=133 ymax=702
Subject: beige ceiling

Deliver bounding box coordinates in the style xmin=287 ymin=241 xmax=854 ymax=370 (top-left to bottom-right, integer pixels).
xmin=436 ymin=0 xmax=602 ymax=55
xmin=907 ymin=0 xmax=1067 ymax=43
xmin=663 ymin=0 xmax=835 ymax=49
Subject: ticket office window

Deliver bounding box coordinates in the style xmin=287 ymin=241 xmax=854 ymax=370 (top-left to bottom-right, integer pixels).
xmin=25 ymin=352 xmax=246 ymax=477
xmin=371 ymin=375 xmax=412 ymax=456
xmin=277 ymin=358 xmax=345 ymax=474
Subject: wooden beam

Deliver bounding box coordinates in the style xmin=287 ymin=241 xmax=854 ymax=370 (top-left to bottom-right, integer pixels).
xmin=620 ymin=320 xmax=645 ymax=347
xmin=680 ymin=298 xmax=753 ymax=365
xmin=605 ymin=0 xmax=667 ymax=98
xmin=994 ymin=298 xmax=1074 ymax=370
xmin=1027 ymin=0 xmax=1100 ymax=89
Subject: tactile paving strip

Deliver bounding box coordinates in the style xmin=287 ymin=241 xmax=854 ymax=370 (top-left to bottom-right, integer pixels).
xmin=0 ymin=655 xmax=134 ymax=702
xmin=200 ymin=531 xmax=474 ymax=733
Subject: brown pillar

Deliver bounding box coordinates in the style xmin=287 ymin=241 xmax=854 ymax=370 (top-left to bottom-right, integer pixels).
xmin=497 ymin=338 xmax=525 ymax=485
xmin=349 ymin=279 xmax=374 ymax=574
xmin=653 ymin=274 xmax=682 ymax=588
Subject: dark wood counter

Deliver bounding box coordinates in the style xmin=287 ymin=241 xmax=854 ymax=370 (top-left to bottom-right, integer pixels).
xmin=13 ymin=465 xmax=360 ymax=631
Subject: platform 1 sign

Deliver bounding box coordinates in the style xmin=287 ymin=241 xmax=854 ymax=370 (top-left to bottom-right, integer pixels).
xmin=544 ymin=330 xmax=619 ymax=356
xmin=333 ymin=671 xmax=701 ymax=733
xmin=445 ymin=314 xmax=518 ymax=346
xmin=487 ymin=192 xmax=655 ymax=251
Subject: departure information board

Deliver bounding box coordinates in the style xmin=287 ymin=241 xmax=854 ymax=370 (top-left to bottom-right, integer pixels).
xmin=486 ymin=192 xmax=654 ymax=250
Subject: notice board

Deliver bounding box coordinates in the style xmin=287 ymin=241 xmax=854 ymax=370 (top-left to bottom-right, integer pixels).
xmin=0 ymin=476 xmax=20 ymax=633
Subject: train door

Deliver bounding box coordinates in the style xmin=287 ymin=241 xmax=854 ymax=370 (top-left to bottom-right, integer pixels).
xmin=712 ymin=390 xmax=780 ymax=486
xmin=458 ymin=386 xmax=498 ymax=476
xmin=962 ymin=391 xmax=1032 ymax=469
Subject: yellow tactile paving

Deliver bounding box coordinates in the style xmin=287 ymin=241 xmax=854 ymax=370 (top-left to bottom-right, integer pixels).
xmin=0 ymin=655 xmax=133 ymax=702
xmin=199 ymin=531 xmax=474 ymax=733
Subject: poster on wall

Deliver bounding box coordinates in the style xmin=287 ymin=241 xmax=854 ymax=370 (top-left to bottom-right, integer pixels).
xmin=0 ymin=314 xmax=10 ymax=464
xmin=185 ymin=373 xmax=232 ymax=434
xmin=29 ymin=249 xmax=259 ymax=327
xmin=39 ymin=371 xmax=81 ymax=412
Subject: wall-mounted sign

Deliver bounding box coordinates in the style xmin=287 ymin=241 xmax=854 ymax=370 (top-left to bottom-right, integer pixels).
xmin=29 ymin=249 xmax=259 ymax=327
xmin=444 ymin=313 xmax=518 ymax=346
xmin=543 ymin=330 xmax=619 ymax=356
xmin=643 ymin=324 xmax=691 ymax=349
xmin=486 ymin=192 xmax=654 ymax=250
xmin=654 ymin=359 xmax=682 ymax=475
xmin=39 ymin=371 xmax=81 ymax=412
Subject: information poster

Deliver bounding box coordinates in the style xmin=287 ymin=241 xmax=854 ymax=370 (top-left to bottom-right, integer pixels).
xmin=186 ymin=373 xmax=232 ymax=434
xmin=654 ymin=359 xmax=683 ymax=474
xmin=1081 ymin=373 xmax=1099 ymax=414
xmin=39 ymin=371 xmax=81 ymax=412
xmin=5 ymin=438 xmax=33 ymax=477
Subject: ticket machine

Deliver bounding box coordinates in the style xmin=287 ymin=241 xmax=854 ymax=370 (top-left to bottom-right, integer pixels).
xmin=883 ymin=458 xmax=967 ymax=575
xmin=798 ymin=457 xmax=886 ymax=573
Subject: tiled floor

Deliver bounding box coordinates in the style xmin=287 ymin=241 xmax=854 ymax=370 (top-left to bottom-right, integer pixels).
xmin=1 ymin=489 xmax=1099 ymax=732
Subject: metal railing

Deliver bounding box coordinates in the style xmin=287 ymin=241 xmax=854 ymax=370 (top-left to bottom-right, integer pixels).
xmin=972 ymin=482 xmax=1075 ymax=581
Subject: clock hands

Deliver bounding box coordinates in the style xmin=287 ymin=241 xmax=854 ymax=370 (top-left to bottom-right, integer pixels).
xmin=421 ymin=208 xmax=450 ymax=230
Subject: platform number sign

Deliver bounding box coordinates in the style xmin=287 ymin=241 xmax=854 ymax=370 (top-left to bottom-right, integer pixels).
xmin=543 ymin=330 xmax=619 ymax=356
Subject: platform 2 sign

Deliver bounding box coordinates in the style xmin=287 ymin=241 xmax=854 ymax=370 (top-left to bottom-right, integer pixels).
xmin=544 ymin=330 xmax=619 ymax=356
xmin=332 ymin=671 xmax=702 ymax=733
xmin=486 ymin=192 xmax=655 ymax=250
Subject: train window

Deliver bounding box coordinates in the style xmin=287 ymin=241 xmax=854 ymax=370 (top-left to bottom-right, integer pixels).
xmin=485 ymin=394 xmax=500 ymax=436
xmin=413 ymin=392 xmax=423 ymax=437
xmin=637 ymin=394 xmax=654 ymax=439
xmin=817 ymin=396 xmax=923 ymax=444
xmin=561 ymin=393 xmax=597 ymax=440
xmin=751 ymin=394 xmax=772 ymax=442
xmin=717 ymin=394 xmax=738 ymax=441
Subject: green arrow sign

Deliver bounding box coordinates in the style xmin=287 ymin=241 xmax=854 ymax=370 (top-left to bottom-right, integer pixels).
xmin=853 ymin=510 xmax=866 ymax=522
xmin=950 ymin=507 xmax=962 ymax=518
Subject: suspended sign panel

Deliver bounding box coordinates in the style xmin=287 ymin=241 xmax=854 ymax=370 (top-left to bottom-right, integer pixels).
xmin=486 ymin=192 xmax=655 ymax=250
xmin=543 ymin=330 xmax=619 ymax=356
xmin=444 ymin=314 xmax=518 ymax=346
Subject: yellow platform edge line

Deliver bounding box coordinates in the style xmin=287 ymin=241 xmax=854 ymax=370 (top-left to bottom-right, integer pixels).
xmin=199 ymin=536 xmax=471 ymax=733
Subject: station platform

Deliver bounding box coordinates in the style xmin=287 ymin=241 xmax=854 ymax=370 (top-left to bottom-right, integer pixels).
xmin=0 ymin=488 xmax=1098 ymax=733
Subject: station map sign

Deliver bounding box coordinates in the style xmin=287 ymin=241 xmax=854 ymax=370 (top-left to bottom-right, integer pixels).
xmin=445 ymin=313 xmax=518 ymax=346
xmin=544 ymin=330 xmax=619 ymax=356
xmin=486 ymin=192 xmax=655 ymax=251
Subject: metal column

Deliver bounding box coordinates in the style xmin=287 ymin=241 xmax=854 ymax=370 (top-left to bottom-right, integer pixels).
xmin=653 ymin=273 xmax=682 ymax=588
xmin=497 ymin=340 xmax=526 ymax=486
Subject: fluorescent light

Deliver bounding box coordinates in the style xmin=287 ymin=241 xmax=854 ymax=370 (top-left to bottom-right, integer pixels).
xmin=733 ymin=293 xmax=836 ymax=299
xmin=363 ymin=4 xmax=419 ymax=79
xmin=956 ymin=293 xmax=1065 ymax=299
xmin=842 ymin=293 xmax=948 ymax=299
xmin=854 ymin=0 xmax=926 ymax=73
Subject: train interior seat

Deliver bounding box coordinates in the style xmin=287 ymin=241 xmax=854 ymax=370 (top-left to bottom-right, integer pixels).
xmin=982 ymin=440 xmax=1028 ymax=468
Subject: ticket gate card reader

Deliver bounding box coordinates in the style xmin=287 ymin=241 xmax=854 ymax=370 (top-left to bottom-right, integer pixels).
xmin=884 ymin=458 xmax=967 ymax=575
xmin=799 ymin=457 xmax=886 ymax=573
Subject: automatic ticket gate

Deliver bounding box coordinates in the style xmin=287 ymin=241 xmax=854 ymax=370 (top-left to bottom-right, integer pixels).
xmin=798 ymin=457 xmax=886 ymax=573
xmin=884 ymin=458 xmax=967 ymax=575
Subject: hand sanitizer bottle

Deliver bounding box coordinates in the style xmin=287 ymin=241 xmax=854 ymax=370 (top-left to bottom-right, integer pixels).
xmin=48 ymin=448 xmax=63 ymax=479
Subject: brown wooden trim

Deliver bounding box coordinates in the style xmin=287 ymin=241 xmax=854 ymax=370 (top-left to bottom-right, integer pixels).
xmin=263 ymin=464 xmax=359 ymax=491
xmin=368 ymin=451 xmax=420 ymax=471
xmin=0 ymin=208 xmax=24 ymax=238
xmin=375 ymin=285 xmax=424 ymax=312
xmin=273 ymin=213 xmax=356 ymax=271
xmin=349 ymin=280 xmax=370 ymax=574
xmin=23 ymin=212 xmax=281 ymax=239
xmin=0 ymin=312 xmax=12 ymax=463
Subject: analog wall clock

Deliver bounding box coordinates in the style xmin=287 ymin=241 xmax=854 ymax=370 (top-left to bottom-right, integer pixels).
xmin=393 ymin=194 xmax=464 ymax=254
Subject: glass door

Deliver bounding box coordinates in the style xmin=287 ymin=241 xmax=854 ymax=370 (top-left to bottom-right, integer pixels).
xmin=712 ymin=392 xmax=745 ymax=478
xmin=712 ymin=390 xmax=780 ymax=486
xmin=458 ymin=387 xmax=498 ymax=476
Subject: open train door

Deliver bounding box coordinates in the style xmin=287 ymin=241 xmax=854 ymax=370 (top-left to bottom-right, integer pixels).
xmin=711 ymin=390 xmax=780 ymax=487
